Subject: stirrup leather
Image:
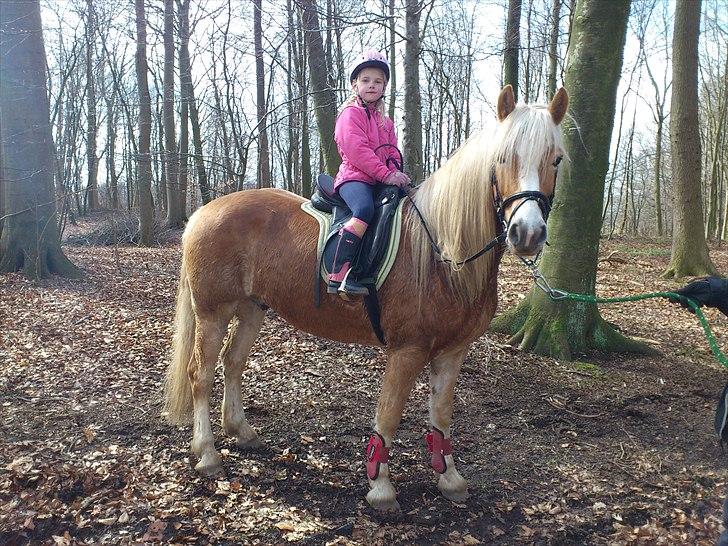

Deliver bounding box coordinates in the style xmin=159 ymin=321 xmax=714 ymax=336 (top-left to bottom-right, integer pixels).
xmin=425 ymin=427 xmax=452 ymax=474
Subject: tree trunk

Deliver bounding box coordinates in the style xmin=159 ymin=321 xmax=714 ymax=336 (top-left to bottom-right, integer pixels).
xmin=163 ymin=0 xmax=185 ymax=228
xmin=663 ymin=0 xmax=716 ymax=277
xmin=491 ymin=0 xmax=651 ymax=360
xmin=253 ymin=0 xmax=271 ymax=188
xmin=177 ymin=0 xmax=209 ymax=205
xmin=654 ymin=116 xmax=664 ymax=236
xmin=0 ymin=0 xmax=81 ymax=279
xmin=388 ymin=0 xmax=397 ymax=120
xmin=292 ymin=6 xmax=311 ymax=195
xmin=135 ymin=0 xmax=155 ymax=246
xmin=177 ymin=0 xmax=190 ymax=214
xmin=403 ymin=0 xmax=424 ymax=184
xmin=85 ymin=0 xmax=99 ymax=211
xmin=106 ymin=86 xmax=119 ymax=209
xmin=503 ymin=0 xmax=522 ymax=102
xmin=296 ymin=0 xmax=341 ymax=179
xmin=547 ymin=0 xmax=561 ymax=101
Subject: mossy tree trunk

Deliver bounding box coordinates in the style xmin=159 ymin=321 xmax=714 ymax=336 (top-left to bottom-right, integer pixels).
xmin=0 ymin=0 xmax=81 ymax=279
xmin=663 ymin=0 xmax=717 ymax=278
xmin=490 ymin=0 xmax=652 ymax=361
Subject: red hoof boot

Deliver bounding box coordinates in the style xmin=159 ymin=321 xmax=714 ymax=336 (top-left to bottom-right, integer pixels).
xmin=365 ymin=432 xmax=389 ymax=480
xmin=425 ymin=427 xmax=453 ymax=474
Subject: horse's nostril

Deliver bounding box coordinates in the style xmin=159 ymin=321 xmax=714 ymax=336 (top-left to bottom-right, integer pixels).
xmin=508 ymin=222 xmax=520 ymax=246
xmin=537 ymin=225 xmax=547 ymax=244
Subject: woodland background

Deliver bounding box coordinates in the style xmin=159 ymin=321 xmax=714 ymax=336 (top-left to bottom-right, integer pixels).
xmin=2 ymin=0 xmax=728 ymax=544
xmin=1 ymin=0 xmax=727 ymax=241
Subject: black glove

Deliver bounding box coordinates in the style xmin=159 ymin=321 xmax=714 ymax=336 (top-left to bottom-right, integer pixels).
xmin=673 ymin=276 xmax=728 ymax=317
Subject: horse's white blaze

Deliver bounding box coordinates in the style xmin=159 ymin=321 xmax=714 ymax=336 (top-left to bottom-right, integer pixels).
xmin=508 ymin=166 xmax=547 ymax=253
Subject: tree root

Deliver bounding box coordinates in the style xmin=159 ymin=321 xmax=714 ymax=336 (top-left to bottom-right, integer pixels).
xmin=662 ymin=262 xmax=717 ymax=280
xmin=490 ymin=295 xmax=656 ymax=361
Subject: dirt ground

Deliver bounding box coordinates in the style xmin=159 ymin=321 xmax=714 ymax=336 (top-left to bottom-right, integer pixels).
xmin=1 ymin=219 xmax=727 ymax=545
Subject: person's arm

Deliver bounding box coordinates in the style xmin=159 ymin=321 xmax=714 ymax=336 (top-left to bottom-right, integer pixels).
xmin=673 ymin=276 xmax=728 ymax=316
xmin=335 ymin=108 xmax=391 ymax=181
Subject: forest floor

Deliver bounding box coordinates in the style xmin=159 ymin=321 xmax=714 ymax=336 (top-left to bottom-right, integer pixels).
xmin=1 ymin=214 xmax=728 ymax=545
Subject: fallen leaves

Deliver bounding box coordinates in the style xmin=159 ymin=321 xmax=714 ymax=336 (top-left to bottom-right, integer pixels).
xmin=0 ymin=231 xmax=727 ymax=544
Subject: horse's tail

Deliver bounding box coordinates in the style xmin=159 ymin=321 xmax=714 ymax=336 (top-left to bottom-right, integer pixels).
xmin=164 ymin=255 xmax=195 ymax=424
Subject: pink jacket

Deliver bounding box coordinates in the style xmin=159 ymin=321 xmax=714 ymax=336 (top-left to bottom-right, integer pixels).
xmin=333 ymin=101 xmax=400 ymax=191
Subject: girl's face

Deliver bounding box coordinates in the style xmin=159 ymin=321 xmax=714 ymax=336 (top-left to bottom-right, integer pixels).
xmin=354 ymin=67 xmax=386 ymax=102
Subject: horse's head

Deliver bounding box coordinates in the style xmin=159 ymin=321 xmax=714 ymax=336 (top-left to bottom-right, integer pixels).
xmin=491 ymin=85 xmax=569 ymax=257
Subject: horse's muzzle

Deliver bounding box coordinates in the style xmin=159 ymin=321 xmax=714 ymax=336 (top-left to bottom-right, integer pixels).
xmin=507 ymin=220 xmax=547 ymax=256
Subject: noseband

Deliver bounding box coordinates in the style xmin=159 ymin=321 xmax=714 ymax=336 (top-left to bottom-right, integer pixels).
xmin=490 ymin=169 xmax=555 ymax=234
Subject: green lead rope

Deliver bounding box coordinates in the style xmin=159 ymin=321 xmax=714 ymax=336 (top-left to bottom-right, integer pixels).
xmin=523 ymin=262 xmax=728 ymax=444
xmin=526 ymin=265 xmax=728 ymax=369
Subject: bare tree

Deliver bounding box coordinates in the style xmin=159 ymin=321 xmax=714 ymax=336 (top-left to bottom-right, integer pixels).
xmin=85 ymin=0 xmax=100 ymax=211
xmin=0 ymin=0 xmax=80 ymax=278
xmin=254 ymin=0 xmax=272 ymax=188
xmin=164 ymin=0 xmax=185 ymax=227
xmin=178 ymin=0 xmax=210 ymax=205
xmin=663 ymin=0 xmax=716 ymax=278
xmin=135 ymin=0 xmax=155 ymax=245
xmin=403 ymin=0 xmax=424 ymax=184
xmin=503 ymin=0 xmax=522 ymax=101
xmin=296 ymin=0 xmax=341 ymax=180
xmin=547 ymin=0 xmax=561 ymax=101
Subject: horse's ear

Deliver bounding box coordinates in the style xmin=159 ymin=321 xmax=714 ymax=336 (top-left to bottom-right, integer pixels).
xmin=497 ymin=85 xmax=516 ymax=121
xmin=549 ymin=88 xmax=569 ymax=125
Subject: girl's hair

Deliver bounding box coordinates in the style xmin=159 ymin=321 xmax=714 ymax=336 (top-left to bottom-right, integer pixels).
xmin=341 ymin=94 xmax=387 ymax=119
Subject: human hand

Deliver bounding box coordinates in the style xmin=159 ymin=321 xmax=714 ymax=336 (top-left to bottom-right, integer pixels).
xmin=671 ymin=276 xmax=728 ymax=316
xmin=383 ymin=170 xmax=411 ymax=188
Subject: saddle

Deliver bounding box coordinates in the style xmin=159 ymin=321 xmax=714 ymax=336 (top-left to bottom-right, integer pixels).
xmin=307 ymin=174 xmax=405 ymax=344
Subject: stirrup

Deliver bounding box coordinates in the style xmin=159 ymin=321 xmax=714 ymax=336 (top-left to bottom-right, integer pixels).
xmin=338 ymin=269 xmax=369 ymax=298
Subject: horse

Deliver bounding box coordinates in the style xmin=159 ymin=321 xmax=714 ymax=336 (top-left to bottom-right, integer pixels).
xmin=164 ymin=85 xmax=569 ymax=511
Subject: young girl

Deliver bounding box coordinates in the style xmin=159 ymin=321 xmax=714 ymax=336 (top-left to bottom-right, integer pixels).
xmin=328 ymin=49 xmax=411 ymax=297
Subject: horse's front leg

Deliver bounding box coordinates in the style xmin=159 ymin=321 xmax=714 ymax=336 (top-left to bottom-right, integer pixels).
xmin=367 ymin=346 xmax=428 ymax=512
xmin=428 ymin=347 xmax=469 ymax=502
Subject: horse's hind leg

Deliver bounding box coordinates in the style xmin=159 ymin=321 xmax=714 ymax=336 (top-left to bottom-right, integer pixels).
xmin=221 ymin=300 xmax=265 ymax=448
xmin=428 ymin=347 xmax=469 ymax=502
xmin=190 ymin=309 xmax=234 ymax=476
xmin=367 ymin=346 xmax=428 ymax=512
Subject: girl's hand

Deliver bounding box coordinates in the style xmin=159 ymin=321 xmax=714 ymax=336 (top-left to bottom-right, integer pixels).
xmin=383 ymin=170 xmax=411 ymax=188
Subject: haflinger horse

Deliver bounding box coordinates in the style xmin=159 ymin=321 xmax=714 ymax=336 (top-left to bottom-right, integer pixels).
xmin=164 ymin=85 xmax=568 ymax=511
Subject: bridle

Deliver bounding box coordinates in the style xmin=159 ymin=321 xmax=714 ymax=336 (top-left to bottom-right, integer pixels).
xmin=409 ymin=156 xmax=561 ymax=268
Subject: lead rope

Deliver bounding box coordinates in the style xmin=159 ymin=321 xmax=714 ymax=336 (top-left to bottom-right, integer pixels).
xmin=517 ymin=257 xmax=728 ymax=369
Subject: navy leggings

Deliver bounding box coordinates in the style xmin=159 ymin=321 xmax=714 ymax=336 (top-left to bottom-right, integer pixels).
xmin=338 ymin=181 xmax=375 ymax=224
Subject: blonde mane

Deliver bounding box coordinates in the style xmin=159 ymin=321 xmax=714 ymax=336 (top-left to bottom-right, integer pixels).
xmin=406 ymin=103 xmax=564 ymax=303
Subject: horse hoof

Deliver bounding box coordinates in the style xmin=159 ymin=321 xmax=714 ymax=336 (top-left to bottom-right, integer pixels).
xmin=366 ymin=492 xmax=401 ymax=513
xmin=442 ymin=488 xmax=469 ymax=503
xmin=195 ymin=453 xmax=223 ymax=476
xmin=236 ymin=436 xmax=263 ymax=450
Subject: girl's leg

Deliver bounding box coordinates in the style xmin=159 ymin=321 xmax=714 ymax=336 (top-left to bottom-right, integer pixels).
xmin=328 ymin=182 xmax=375 ymax=296
xmin=338 ymin=181 xmax=375 ymax=229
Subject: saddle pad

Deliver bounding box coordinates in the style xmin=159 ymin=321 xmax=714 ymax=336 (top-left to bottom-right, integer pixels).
xmin=301 ymin=199 xmax=405 ymax=290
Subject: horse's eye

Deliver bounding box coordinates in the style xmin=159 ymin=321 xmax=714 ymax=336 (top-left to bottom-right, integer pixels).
xmin=552 ymin=156 xmax=563 ymax=167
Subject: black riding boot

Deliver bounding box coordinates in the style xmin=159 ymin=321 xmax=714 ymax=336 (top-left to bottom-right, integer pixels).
xmin=327 ymin=229 xmax=369 ymax=297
